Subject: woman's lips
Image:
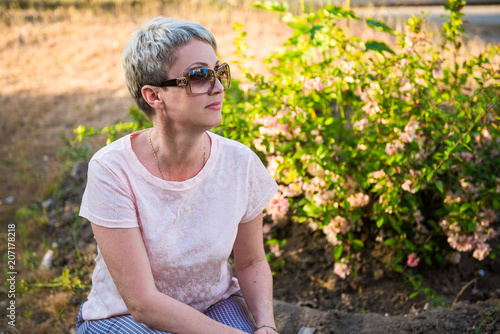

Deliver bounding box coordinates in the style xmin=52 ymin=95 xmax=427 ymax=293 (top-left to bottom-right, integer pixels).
xmin=205 ymin=101 xmax=222 ymax=110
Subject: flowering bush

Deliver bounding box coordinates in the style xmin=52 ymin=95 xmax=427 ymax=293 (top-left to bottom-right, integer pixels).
xmin=219 ymin=0 xmax=500 ymax=277
xmin=73 ymin=1 xmax=499 ymax=283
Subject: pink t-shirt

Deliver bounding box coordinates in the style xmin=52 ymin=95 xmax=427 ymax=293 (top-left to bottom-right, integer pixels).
xmin=79 ymin=130 xmax=278 ymax=320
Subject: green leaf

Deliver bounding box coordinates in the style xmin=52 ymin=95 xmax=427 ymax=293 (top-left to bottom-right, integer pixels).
xmin=324 ymin=5 xmax=358 ymax=19
xmin=409 ymin=291 xmax=419 ymax=299
xmin=459 ymin=203 xmax=471 ymax=213
xmin=467 ymin=221 xmax=476 ymax=232
xmin=334 ymin=245 xmax=343 ymax=260
xmin=251 ymin=1 xmax=288 ymax=13
xmin=492 ymin=197 xmax=500 ymax=210
xmin=233 ymin=22 xmax=244 ymax=30
xmin=352 ymin=239 xmax=364 ymax=252
xmin=384 ymin=238 xmax=396 ymax=246
xmin=434 ymin=181 xmax=444 ymax=194
xmin=364 ymin=40 xmax=395 ymax=54
xmin=74 ymin=125 xmax=86 ymax=134
xmin=288 ymin=21 xmax=310 ymax=34
xmin=394 ymin=250 xmax=404 ymax=264
xmin=366 ymin=18 xmax=396 ymax=35
xmin=463 ymin=133 xmax=471 ymax=144
xmin=303 ymin=203 xmax=319 ymax=216
xmin=388 ymin=215 xmax=401 ymax=234
xmin=267 ymin=239 xmax=280 ymax=245
xmin=376 ymin=216 xmax=385 ymax=228
xmin=310 ymin=24 xmax=323 ymax=40
xmin=404 ymin=239 xmax=417 ymax=251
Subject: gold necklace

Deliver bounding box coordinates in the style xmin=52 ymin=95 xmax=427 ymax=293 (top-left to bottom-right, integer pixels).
xmin=148 ymin=129 xmax=206 ymax=181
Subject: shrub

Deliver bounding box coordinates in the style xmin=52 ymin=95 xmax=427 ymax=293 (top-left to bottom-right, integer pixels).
xmin=220 ymin=0 xmax=500 ymax=276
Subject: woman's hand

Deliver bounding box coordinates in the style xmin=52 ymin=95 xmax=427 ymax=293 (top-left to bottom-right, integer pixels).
xmin=254 ymin=327 xmax=278 ymax=334
xmin=234 ymin=214 xmax=277 ymax=334
xmin=253 ymin=327 xmax=278 ymax=334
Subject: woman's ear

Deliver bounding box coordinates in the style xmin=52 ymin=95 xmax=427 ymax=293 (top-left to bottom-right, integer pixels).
xmin=141 ymin=85 xmax=164 ymax=109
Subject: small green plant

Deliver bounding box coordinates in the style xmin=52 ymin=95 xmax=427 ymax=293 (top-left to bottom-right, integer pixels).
xmin=405 ymin=271 xmax=445 ymax=308
xmin=475 ymin=302 xmax=500 ymax=334
xmin=21 ymin=267 xmax=90 ymax=294
xmin=265 ymin=238 xmax=287 ymax=272
xmin=72 ymin=106 xmax=152 ymax=146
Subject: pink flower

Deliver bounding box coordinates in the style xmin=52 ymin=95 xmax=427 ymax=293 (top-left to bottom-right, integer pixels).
xmin=357 ymin=143 xmax=368 ymax=151
xmin=265 ymin=192 xmax=289 ymax=220
xmin=262 ymin=224 xmax=273 ymax=234
xmin=407 ymin=253 xmax=420 ymax=267
xmin=439 ymin=219 xmax=449 ymax=230
xmin=454 ymin=235 xmax=473 ymax=252
xmin=385 ymin=140 xmax=404 ymax=156
xmin=254 ymin=115 xmax=290 ymax=139
xmin=472 ymin=243 xmax=490 ymax=261
xmin=481 ymin=128 xmax=492 ymax=141
xmin=402 ymin=179 xmax=416 ymax=193
xmin=353 ymin=118 xmax=369 ymax=131
xmin=252 ymin=138 xmax=270 ymax=154
xmin=266 ymin=155 xmax=283 ymax=179
xmin=280 ymin=183 xmax=302 ymax=198
xmin=487 ymin=228 xmax=498 ymax=240
xmin=323 ymin=216 xmax=350 ymax=236
xmin=480 ymin=209 xmax=496 ymax=227
xmin=347 ymin=193 xmax=370 ymax=208
xmin=458 ymin=152 xmax=473 ymax=163
xmin=311 ymin=129 xmax=324 ymax=143
xmin=269 ymin=244 xmax=282 ymax=257
xmin=414 ymin=210 xmax=424 ymax=224
xmin=401 ymin=120 xmax=420 ymax=143
xmin=362 ymin=100 xmax=381 ymax=115
xmin=334 ymin=262 xmax=350 ymax=279
xmin=301 ymin=76 xmax=325 ymax=92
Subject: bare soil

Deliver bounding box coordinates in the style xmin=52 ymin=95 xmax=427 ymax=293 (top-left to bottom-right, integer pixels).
xmin=1 ymin=3 xmax=499 ymax=334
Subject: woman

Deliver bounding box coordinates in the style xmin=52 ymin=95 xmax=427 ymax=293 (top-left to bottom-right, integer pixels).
xmin=76 ymin=17 xmax=279 ymax=334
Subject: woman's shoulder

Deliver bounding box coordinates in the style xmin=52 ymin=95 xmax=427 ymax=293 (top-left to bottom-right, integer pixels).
xmin=209 ymin=132 xmax=253 ymax=155
xmin=89 ymin=134 xmax=132 ymax=167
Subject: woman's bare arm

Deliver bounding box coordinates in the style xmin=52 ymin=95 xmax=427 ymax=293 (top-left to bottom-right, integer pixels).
xmin=91 ymin=223 xmax=247 ymax=334
xmin=233 ymin=213 xmax=277 ymax=333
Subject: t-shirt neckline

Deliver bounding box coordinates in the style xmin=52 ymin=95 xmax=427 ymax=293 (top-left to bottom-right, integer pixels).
xmin=125 ymin=129 xmax=219 ymax=191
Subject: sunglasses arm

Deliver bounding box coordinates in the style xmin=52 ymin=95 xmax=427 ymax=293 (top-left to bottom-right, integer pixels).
xmin=158 ymin=77 xmax=188 ymax=88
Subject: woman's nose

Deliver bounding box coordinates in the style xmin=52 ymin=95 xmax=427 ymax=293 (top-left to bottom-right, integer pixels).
xmin=209 ymin=77 xmax=224 ymax=95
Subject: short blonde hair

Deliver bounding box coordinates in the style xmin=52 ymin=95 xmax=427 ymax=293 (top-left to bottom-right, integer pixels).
xmin=122 ymin=17 xmax=217 ymax=118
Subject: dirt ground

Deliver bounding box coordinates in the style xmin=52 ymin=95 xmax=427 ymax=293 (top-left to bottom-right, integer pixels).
xmin=1 ymin=2 xmax=499 ymax=334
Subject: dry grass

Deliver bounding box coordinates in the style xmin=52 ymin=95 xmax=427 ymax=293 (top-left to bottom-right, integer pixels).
xmin=0 ymin=1 xmax=291 ymax=217
xmin=0 ymin=1 xmax=498 ymax=333
xmin=0 ymin=2 xmax=291 ymax=332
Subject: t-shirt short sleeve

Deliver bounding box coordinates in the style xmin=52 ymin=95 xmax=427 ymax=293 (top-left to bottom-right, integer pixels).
xmin=240 ymin=150 xmax=278 ymax=223
xmin=80 ymin=160 xmax=138 ymax=228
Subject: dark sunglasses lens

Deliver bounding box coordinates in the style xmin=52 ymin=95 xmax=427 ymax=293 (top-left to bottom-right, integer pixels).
xmin=218 ymin=64 xmax=230 ymax=90
xmin=189 ymin=68 xmax=214 ymax=94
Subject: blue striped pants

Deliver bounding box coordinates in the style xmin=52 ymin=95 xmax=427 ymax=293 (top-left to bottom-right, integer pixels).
xmin=76 ymin=293 xmax=256 ymax=333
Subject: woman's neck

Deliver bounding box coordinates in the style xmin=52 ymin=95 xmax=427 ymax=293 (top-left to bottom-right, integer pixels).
xmin=149 ymin=126 xmax=209 ymax=182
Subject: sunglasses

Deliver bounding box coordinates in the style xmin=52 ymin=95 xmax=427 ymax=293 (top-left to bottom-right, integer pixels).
xmin=157 ymin=63 xmax=231 ymax=96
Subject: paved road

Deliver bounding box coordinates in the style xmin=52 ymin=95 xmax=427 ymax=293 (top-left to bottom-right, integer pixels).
xmin=353 ymin=5 xmax=500 ymax=44
xmin=349 ymin=0 xmax=500 ymax=6
xmin=354 ymin=5 xmax=500 ymax=24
